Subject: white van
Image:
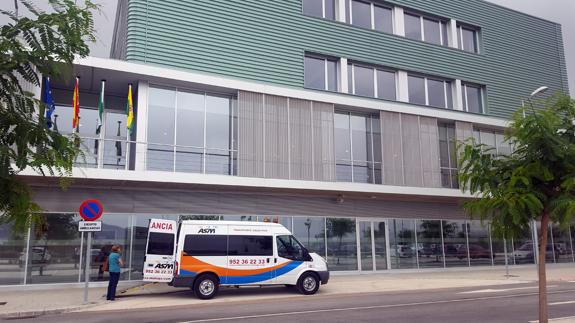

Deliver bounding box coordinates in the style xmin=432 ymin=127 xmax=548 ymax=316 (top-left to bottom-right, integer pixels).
xmin=143 ymin=219 xmax=329 ymax=299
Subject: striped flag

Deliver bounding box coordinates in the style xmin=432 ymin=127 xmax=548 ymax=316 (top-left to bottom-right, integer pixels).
xmin=96 ymin=80 xmax=105 ymax=135
xmin=43 ymin=77 xmax=56 ymax=129
xmin=72 ymin=77 xmax=80 ymax=130
xmin=126 ymin=84 xmax=134 ymax=134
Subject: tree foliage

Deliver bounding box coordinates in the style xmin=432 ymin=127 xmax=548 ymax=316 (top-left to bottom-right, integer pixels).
xmin=458 ymin=94 xmax=575 ymax=323
xmin=0 ymin=0 xmax=96 ymax=232
xmin=459 ymin=95 xmax=575 ymax=237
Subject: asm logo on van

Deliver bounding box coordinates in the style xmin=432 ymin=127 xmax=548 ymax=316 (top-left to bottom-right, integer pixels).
xmin=154 ymin=263 xmax=174 ymax=269
xmin=198 ymin=228 xmax=216 ymax=234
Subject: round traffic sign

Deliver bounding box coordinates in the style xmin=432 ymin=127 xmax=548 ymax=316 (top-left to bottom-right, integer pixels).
xmin=79 ymin=199 xmax=104 ymax=221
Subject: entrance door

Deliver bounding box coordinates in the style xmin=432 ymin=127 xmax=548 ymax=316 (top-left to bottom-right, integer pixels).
xmin=143 ymin=219 xmax=177 ymax=282
xmin=358 ymin=220 xmax=388 ymax=271
xmin=358 ymin=221 xmax=374 ymax=271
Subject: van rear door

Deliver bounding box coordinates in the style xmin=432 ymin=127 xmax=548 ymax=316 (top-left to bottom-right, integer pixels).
xmin=143 ymin=219 xmax=177 ymax=282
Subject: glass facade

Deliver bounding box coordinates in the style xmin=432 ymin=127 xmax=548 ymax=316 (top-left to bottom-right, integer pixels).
xmin=335 ymin=111 xmax=382 ymax=183
xmin=439 ymin=123 xmax=458 ymax=189
xmin=146 ymin=86 xmax=237 ymax=174
xmin=2 ymin=214 xmax=573 ymax=285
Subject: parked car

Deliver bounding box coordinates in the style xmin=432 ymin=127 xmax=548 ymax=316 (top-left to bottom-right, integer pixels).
xmin=18 ymin=247 xmax=51 ymax=267
xmin=457 ymin=244 xmax=492 ymax=259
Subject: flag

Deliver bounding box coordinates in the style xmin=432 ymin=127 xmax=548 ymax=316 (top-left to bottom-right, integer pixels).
xmin=126 ymin=84 xmax=134 ymax=135
xmin=43 ymin=77 xmax=56 ymax=129
xmin=96 ymin=80 xmax=105 ymax=135
xmin=115 ymin=121 xmax=122 ymax=165
xmin=72 ymin=77 xmax=80 ymax=130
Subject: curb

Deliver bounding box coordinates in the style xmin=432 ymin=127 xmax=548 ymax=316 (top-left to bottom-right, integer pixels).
xmin=0 ymin=301 xmax=109 ymax=319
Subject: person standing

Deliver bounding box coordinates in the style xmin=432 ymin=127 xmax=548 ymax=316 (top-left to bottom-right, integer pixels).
xmin=106 ymin=245 xmax=124 ymax=301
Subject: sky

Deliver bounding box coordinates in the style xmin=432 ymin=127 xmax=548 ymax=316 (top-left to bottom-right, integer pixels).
xmin=2 ymin=0 xmax=574 ymax=95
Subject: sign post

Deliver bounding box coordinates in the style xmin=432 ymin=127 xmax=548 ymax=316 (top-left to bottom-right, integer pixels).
xmin=78 ymin=199 xmax=104 ymax=304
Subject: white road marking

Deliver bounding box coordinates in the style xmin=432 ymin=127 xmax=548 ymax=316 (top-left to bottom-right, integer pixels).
xmin=177 ymin=289 xmax=575 ymax=323
xmin=459 ymin=285 xmax=557 ymax=294
xmin=529 ymin=315 xmax=575 ymax=322
xmin=550 ymin=300 xmax=575 ymax=306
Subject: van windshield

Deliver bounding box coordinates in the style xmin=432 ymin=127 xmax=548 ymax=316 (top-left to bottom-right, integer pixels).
xmin=147 ymin=232 xmax=175 ymax=255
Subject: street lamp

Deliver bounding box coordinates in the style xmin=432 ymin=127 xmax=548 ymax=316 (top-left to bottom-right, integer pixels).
xmin=526 ymin=86 xmax=548 ymax=111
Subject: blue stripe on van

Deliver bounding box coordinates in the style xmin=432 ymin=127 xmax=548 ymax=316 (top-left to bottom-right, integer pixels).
xmin=178 ymin=261 xmax=303 ymax=284
xmin=223 ymin=261 xmax=303 ymax=284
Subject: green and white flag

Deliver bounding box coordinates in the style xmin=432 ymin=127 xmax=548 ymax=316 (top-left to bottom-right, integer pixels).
xmin=96 ymin=80 xmax=105 ymax=134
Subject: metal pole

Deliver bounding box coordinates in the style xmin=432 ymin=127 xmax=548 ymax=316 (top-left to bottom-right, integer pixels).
xmin=504 ymin=236 xmax=509 ymax=278
xmin=83 ymin=231 xmax=92 ymax=304
xmin=78 ymin=231 xmax=84 ymax=282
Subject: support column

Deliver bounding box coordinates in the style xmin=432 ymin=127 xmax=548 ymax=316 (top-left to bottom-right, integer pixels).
xmin=339 ymin=57 xmax=349 ymax=93
xmin=397 ymin=71 xmax=409 ymax=102
xmin=393 ymin=7 xmax=405 ymax=36
xmin=453 ymin=79 xmax=464 ymax=111
xmin=449 ymin=19 xmax=459 ymax=49
xmin=135 ymin=80 xmax=149 ymax=171
xmin=336 ymin=0 xmax=346 ymax=22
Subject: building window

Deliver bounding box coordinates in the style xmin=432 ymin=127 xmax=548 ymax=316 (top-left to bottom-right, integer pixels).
xmin=335 ymin=111 xmax=382 ymax=184
xmin=438 ymin=123 xmax=458 ymax=189
xmin=458 ymin=24 xmax=479 ymax=53
xmin=303 ymin=0 xmax=336 ymax=20
xmin=348 ymin=62 xmax=396 ymax=100
xmin=408 ymin=74 xmax=452 ymax=109
xmin=462 ymin=83 xmax=483 ymax=113
xmin=404 ymin=12 xmax=449 ymax=47
xmin=346 ymin=0 xmax=393 ymax=34
xmin=473 ymin=129 xmax=512 ymax=156
xmin=304 ymin=54 xmax=338 ymax=91
xmin=146 ymin=86 xmax=237 ymax=175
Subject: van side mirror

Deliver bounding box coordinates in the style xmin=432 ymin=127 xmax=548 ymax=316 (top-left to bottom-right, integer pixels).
xmin=303 ymin=248 xmax=312 ymax=261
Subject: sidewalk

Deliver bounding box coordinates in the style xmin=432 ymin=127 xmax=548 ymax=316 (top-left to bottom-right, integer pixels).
xmin=1 ymin=263 xmax=574 ymax=318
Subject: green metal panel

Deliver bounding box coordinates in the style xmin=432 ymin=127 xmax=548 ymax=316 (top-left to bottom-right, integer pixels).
xmin=123 ymin=0 xmax=569 ymax=119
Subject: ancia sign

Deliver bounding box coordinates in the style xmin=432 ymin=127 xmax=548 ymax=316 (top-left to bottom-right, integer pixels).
xmin=150 ymin=220 xmax=174 ymax=232
xmin=151 ymin=222 xmax=173 ymax=231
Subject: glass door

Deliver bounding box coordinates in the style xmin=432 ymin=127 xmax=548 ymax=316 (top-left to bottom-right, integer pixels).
xmin=358 ymin=221 xmax=373 ymax=271
xmin=358 ymin=220 xmax=388 ymax=271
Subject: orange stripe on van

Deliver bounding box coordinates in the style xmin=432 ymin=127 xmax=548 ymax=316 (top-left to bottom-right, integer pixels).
xmin=180 ymin=256 xmax=291 ymax=276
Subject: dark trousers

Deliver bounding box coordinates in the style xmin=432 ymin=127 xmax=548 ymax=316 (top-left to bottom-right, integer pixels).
xmin=106 ymin=272 xmax=120 ymax=300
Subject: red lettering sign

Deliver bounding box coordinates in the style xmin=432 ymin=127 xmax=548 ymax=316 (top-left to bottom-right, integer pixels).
xmin=151 ymin=222 xmax=173 ymax=231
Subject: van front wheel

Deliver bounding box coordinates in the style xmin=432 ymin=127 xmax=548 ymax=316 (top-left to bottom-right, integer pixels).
xmin=194 ymin=274 xmax=219 ymax=300
xmin=297 ymin=272 xmax=319 ymax=295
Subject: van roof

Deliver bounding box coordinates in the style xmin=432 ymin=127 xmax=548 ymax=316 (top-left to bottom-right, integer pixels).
xmin=180 ymin=220 xmax=285 ymax=227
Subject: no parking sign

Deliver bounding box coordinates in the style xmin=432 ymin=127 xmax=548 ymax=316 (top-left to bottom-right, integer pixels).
xmin=79 ymin=199 xmax=103 ymax=221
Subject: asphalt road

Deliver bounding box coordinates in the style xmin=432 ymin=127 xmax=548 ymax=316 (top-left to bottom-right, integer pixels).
xmin=6 ymin=281 xmax=575 ymax=323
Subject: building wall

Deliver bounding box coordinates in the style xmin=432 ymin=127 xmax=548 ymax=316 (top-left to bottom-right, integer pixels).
xmin=120 ymin=0 xmax=569 ymax=118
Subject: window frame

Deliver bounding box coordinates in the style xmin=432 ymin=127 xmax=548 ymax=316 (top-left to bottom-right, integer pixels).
xmin=146 ymin=85 xmax=237 ymax=175
xmin=303 ymin=0 xmax=336 ymax=20
xmin=457 ymin=24 xmax=480 ymax=53
xmin=438 ymin=122 xmax=458 ymax=189
xmin=348 ymin=61 xmax=397 ymax=100
xmin=334 ymin=111 xmax=382 ymax=184
xmin=404 ymin=11 xmax=449 ymax=47
xmin=304 ymin=53 xmax=339 ymax=92
xmin=346 ymin=0 xmax=395 ymax=34
xmin=462 ymin=83 xmax=484 ymax=114
xmin=407 ymin=74 xmax=453 ymax=109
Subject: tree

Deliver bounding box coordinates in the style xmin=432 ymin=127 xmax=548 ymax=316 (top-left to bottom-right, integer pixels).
xmin=458 ymin=94 xmax=575 ymax=323
xmin=0 ymin=0 xmax=96 ymax=233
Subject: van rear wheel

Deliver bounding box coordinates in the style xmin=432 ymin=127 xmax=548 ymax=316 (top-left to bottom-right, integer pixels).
xmin=193 ymin=274 xmax=219 ymax=300
xmin=296 ymin=272 xmax=319 ymax=295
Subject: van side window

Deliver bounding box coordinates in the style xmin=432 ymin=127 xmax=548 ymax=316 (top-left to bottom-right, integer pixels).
xmin=147 ymin=232 xmax=175 ymax=255
xmin=276 ymin=235 xmax=305 ymax=261
xmin=184 ymin=235 xmax=227 ymax=256
xmin=228 ymin=236 xmax=273 ymax=256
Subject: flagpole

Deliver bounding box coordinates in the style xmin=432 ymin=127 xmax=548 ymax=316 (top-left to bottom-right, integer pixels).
xmin=96 ymin=80 xmax=106 ymax=168
xmin=125 ymin=84 xmax=133 ymax=171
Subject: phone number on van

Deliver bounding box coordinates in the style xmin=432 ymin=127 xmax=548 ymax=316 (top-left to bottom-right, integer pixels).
xmin=228 ymin=258 xmax=267 ymax=266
